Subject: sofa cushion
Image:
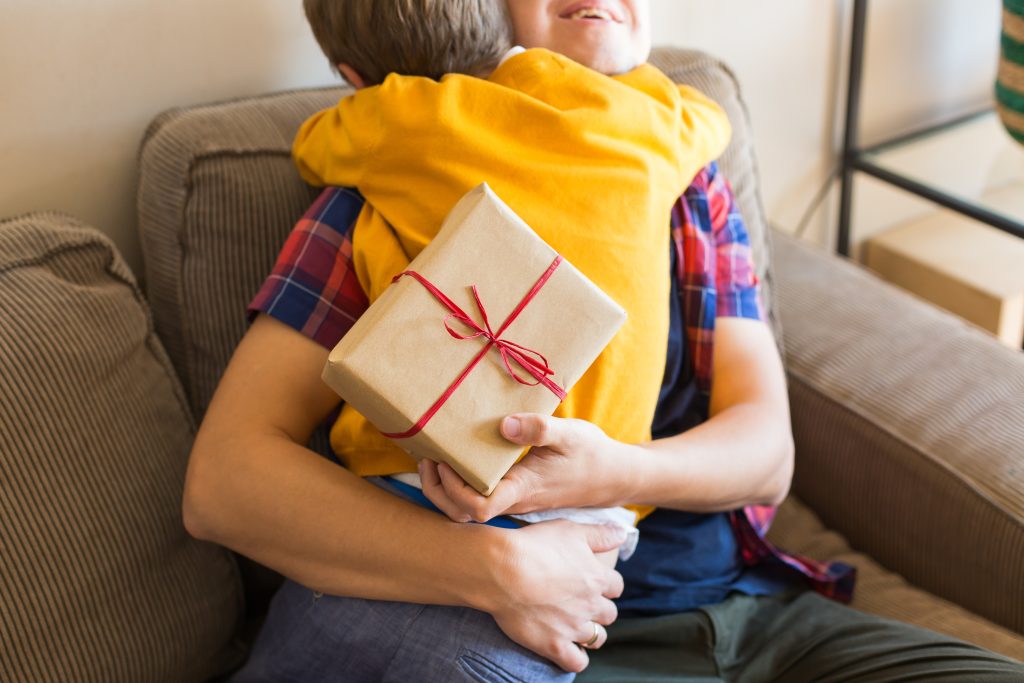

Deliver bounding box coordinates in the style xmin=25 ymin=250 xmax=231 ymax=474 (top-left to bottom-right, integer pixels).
xmin=136 ymin=47 xmax=779 ymax=429
xmin=769 ymin=496 xmax=1024 ymax=660
xmin=773 ymin=230 xmax=1024 ymax=636
xmin=0 ymin=213 xmax=244 ymax=682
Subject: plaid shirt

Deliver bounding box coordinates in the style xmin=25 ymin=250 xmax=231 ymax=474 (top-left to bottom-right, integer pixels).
xmin=249 ymin=162 xmax=856 ymax=602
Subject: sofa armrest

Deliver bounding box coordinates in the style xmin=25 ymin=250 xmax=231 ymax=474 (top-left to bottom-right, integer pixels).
xmin=772 ymin=230 xmax=1024 ymax=635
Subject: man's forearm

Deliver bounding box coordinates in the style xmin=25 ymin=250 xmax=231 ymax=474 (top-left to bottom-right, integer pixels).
xmin=183 ymin=429 xmax=505 ymax=610
xmin=620 ymin=401 xmax=794 ymax=512
xmin=617 ymin=317 xmax=794 ymax=512
xmin=608 ymin=319 xmax=794 ymax=513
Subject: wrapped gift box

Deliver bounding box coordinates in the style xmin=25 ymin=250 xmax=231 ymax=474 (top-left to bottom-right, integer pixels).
xmin=322 ymin=183 xmax=626 ymax=495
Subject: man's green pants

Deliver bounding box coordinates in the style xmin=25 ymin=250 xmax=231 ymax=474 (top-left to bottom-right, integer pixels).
xmin=581 ymin=590 xmax=1022 ymax=682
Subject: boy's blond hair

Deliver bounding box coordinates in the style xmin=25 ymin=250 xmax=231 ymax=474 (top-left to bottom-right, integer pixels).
xmin=303 ymin=0 xmax=513 ymax=85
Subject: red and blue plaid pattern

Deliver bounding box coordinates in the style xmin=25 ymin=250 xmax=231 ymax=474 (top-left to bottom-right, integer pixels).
xmin=673 ymin=166 xmax=855 ymax=602
xmin=249 ymin=163 xmax=855 ymax=602
xmin=251 ymin=188 xmax=369 ymax=348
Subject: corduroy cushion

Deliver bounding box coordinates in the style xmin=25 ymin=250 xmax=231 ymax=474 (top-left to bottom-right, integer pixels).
xmin=0 ymin=213 xmax=244 ymax=682
xmin=768 ymin=497 xmax=1024 ymax=660
xmin=774 ymin=231 xmax=1024 ymax=638
xmin=138 ymin=88 xmax=339 ymax=619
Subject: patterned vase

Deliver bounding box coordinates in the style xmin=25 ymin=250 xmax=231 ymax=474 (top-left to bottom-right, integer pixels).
xmin=999 ymin=0 xmax=1024 ymax=143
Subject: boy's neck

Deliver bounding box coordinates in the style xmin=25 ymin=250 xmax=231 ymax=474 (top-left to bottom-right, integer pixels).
xmin=497 ymin=46 xmax=527 ymax=68
xmin=481 ymin=46 xmax=528 ymax=77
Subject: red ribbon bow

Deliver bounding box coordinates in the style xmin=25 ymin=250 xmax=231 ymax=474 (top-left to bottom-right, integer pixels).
xmin=380 ymin=256 xmax=566 ymax=440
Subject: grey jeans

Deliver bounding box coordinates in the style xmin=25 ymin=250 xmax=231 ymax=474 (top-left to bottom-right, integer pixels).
xmin=229 ymin=579 xmax=1022 ymax=682
xmin=228 ymin=578 xmax=573 ymax=682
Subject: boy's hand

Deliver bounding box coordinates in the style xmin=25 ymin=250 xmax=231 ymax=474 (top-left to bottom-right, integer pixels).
xmin=419 ymin=414 xmax=638 ymax=523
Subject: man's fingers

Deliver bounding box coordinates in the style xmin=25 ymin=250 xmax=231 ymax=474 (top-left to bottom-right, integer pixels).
xmin=435 ymin=460 xmax=472 ymax=495
xmin=584 ymin=523 xmax=627 ymax=554
xmin=418 ymin=459 xmax=439 ymax=488
xmin=576 ymin=621 xmax=608 ymax=649
xmin=434 ymin=462 xmax=497 ymax=522
xmin=418 ymin=461 xmax=471 ymax=523
xmin=592 ymin=623 xmax=608 ymax=649
xmin=501 ymin=413 xmax=568 ymax=450
xmin=594 ymin=597 xmax=618 ymax=627
xmin=603 ymin=569 xmax=625 ymax=599
xmin=554 ymin=641 xmax=589 ymax=673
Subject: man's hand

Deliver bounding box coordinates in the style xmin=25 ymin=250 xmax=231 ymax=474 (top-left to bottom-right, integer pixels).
xmin=419 ymin=414 xmax=637 ymax=523
xmin=423 ymin=318 xmax=793 ymax=518
xmin=484 ymin=520 xmax=626 ymax=673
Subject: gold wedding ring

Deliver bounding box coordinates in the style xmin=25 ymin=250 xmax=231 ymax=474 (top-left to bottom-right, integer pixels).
xmin=581 ymin=622 xmax=601 ymax=649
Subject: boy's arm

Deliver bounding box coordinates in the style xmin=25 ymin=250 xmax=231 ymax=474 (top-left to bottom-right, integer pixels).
xmin=614 ymin=66 xmax=732 ymax=176
xmin=294 ymin=76 xmax=449 ymax=190
xmin=676 ymin=84 xmax=733 ymax=175
xmin=292 ymin=90 xmax=380 ymax=188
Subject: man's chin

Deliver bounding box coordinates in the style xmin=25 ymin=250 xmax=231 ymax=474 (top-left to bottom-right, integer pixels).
xmin=573 ymin=52 xmax=634 ymax=75
xmin=569 ymin=49 xmax=640 ymax=75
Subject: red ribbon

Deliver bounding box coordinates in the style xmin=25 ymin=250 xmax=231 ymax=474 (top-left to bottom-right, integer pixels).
xmin=380 ymin=255 xmax=566 ymax=440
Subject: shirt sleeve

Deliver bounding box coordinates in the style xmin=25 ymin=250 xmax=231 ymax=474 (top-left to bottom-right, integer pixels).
xmin=707 ymin=164 xmax=765 ymax=321
xmin=247 ymin=187 xmax=369 ymax=350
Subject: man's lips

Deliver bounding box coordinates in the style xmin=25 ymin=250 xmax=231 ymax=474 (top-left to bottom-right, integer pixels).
xmin=558 ymin=2 xmax=624 ymax=23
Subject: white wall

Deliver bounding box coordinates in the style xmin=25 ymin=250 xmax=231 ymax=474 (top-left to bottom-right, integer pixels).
xmin=1 ymin=0 xmax=337 ymax=272
xmin=651 ymin=0 xmax=1002 ymax=248
xmin=0 ymin=0 xmax=1005 ymax=274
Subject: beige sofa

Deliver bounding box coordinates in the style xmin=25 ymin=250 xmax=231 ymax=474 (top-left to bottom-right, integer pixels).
xmin=1 ymin=48 xmax=1021 ymax=682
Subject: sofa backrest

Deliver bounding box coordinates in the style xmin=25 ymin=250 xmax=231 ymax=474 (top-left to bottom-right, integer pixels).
xmin=0 ymin=212 xmax=244 ymax=682
xmin=137 ymin=47 xmax=778 ymax=425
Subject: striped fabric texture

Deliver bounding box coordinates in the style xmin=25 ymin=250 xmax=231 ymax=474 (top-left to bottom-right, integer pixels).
xmin=0 ymin=214 xmax=243 ymax=682
xmin=1000 ymin=0 xmax=1024 ymax=143
xmin=138 ymin=90 xmax=343 ymax=615
xmin=767 ymin=497 xmax=1024 ymax=660
xmin=774 ymin=230 xmax=1024 ymax=642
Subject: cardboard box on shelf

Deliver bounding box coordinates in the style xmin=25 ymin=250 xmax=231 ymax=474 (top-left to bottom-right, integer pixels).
xmin=864 ymin=209 xmax=1024 ymax=349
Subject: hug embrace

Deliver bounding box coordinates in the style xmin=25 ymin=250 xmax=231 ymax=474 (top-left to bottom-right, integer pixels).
xmin=182 ymin=1 xmax=1024 ymax=681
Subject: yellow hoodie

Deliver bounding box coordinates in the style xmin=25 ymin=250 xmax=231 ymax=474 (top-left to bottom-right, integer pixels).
xmin=293 ymin=49 xmax=730 ymax=518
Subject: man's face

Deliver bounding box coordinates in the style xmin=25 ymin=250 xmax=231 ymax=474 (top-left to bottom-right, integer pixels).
xmin=507 ymin=0 xmax=652 ymax=75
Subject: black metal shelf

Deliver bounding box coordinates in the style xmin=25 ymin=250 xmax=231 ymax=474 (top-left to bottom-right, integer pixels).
xmin=837 ymin=0 xmax=1024 ymax=256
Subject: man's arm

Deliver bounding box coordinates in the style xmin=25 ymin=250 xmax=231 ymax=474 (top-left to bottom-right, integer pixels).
xmin=182 ymin=313 xmax=625 ymax=672
xmin=422 ymin=164 xmax=792 ymax=519
xmin=623 ymin=316 xmax=793 ymax=510
xmin=182 ymin=314 xmax=501 ymax=604
xmin=422 ymin=317 xmax=791 ymax=518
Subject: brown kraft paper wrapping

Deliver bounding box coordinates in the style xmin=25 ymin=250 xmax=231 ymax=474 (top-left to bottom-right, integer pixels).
xmin=322 ymin=183 xmax=626 ymax=495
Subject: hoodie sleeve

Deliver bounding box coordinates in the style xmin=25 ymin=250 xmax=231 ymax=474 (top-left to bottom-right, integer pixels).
xmin=292 ymin=89 xmax=382 ymax=188
xmin=675 ymin=84 xmax=732 ymax=169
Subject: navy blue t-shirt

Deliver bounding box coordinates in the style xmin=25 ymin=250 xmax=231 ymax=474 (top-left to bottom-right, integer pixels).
xmin=613 ymin=243 xmax=798 ymax=617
